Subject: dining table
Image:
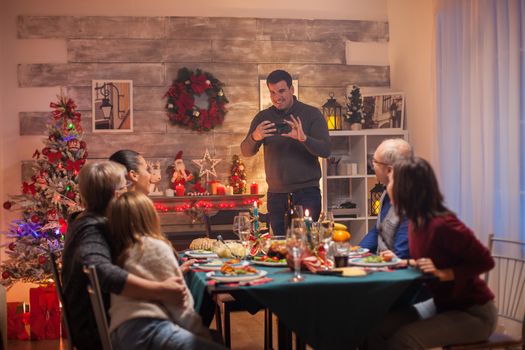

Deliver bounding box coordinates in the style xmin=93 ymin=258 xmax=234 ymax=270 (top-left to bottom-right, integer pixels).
xmin=185 ymin=261 xmax=425 ymax=350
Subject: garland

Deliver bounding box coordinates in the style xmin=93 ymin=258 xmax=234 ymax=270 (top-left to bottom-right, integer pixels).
xmin=165 ymin=68 xmax=229 ymax=131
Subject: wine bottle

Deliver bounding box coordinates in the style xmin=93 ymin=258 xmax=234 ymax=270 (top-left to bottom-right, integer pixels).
xmin=283 ymin=193 xmax=294 ymax=233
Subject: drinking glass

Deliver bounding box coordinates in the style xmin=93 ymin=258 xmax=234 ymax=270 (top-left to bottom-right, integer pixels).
xmin=318 ymin=211 xmax=335 ymax=262
xmin=286 ymin=218 xmax=307 ymax=282
xmin=233 ymin=215 xmax=251 ymax=259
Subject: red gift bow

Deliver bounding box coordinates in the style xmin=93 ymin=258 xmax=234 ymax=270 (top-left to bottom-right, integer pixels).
xmin=65 ymin=159 xmax=84 ymax=172
xmin=47 ymin=151 xmax=63 ymax=163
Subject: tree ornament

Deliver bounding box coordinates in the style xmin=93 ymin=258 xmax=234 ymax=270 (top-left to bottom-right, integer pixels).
xmin=2 ymin=271 xmax=10 ymax=279
xmin=164 ymin=67 xmax=229 ymax=131
xmin=192 ymin=149 xmax=221 ymax=183
xmin=38 ymin=256 xmax=46 ymax=265
xmin=31 ymin=215 xmax=40 ymax=223
xmin=8 ymin=242 xmax=16 ymax=251
xmin=3 ymin=201 xmax=12 ymax=210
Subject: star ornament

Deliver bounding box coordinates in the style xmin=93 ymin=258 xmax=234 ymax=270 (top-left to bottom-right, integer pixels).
xmin=192 ymin=149 xmax=222 ymax=181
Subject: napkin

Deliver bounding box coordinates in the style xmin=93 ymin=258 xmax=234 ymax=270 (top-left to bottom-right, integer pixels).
xmin=207 ymin=277 xmax=273 ymax=287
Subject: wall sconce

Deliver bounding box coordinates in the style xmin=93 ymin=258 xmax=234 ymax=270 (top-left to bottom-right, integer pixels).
xmin=322 ymin=92 xmax=342 ymax=130
xmin=94 ymin=82 xmax=125 ymax=121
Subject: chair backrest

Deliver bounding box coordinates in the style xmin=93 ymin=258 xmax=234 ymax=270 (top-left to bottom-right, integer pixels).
xmin=487 ymin=233 xmax=525 ymax=342
xmin=83 ymin=265 xmax=113 ymax=350
xmin=48 ymin=249 xmax=74 ymax=350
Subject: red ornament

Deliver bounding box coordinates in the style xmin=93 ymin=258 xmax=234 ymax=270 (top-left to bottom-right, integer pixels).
xmin=38 ymin=256 xmax=46 ymax=265
xmin=3 ymin=201 xmax=12 ymax=210
xmin=2 ymin=271 xmax=10 ymax=279
xmin=8 ymin=242 xmax=16 ymax=251
xmin=41 ymin=147 xmax=50 ymax=156
xmin=80 ymin=140 xmax=87 ymax=149
xmin=31 ymin=215 xmax=40 ymax=223
xmin=66 ymin=191 xmax=76 ymax=200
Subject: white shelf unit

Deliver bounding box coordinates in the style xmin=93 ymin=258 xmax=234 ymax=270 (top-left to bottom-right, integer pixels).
xmin=321 ymin=129 xmax=408 ymax=245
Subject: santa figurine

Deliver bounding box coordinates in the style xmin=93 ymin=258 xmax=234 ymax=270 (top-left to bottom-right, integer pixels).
xmin=170 ymin=151 xmax=193 ymax=189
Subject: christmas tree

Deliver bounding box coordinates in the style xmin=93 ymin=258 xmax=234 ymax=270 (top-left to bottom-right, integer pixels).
xmin=228 ymin=155 xmax=247 ymax=194
xmin=345 ymin=85 xmax=364 ymax=125
xmin=1 ymin=95 xmax=86 ymax=287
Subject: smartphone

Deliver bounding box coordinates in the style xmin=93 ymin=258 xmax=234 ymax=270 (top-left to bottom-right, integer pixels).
xmin=275 ymin=122 xmax=292 ymax=135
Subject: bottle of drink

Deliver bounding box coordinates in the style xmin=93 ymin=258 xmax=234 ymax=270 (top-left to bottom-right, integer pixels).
xmin=283 ymin=193 xmax=294 ymax=233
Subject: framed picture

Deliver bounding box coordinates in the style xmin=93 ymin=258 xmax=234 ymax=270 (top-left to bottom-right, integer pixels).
xmin=361 ymin=92 xmax=404 ymax=129
xmin=259 ymin=79 xmax=299 ymax=111
xmin=92 ymin=80 xmax=133 ymax=132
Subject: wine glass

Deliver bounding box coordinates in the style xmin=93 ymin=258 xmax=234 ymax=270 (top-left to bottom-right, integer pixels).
xmin=318 ymin=211 xmax=335 ymax=262
xmin=233 ymin=215 xmax=251 ymax=259
xmin=286 ymin=218 xmax=307 ymax=282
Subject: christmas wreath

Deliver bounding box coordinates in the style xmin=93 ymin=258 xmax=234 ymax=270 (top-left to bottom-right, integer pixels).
xmin=165 ymin=67 xmax=229 ymax=131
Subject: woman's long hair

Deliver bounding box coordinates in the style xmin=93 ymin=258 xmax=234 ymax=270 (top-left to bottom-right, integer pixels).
xmin=107 ymin=191 xmax=171 ymax=266
xmin=392 ymin=157 xmax=450 ymax=231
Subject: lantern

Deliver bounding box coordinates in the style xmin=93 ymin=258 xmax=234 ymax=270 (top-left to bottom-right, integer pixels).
xmin=322 ymin=92 xmax=342 ymax=130
xmin=369 ymin=183 xmax=385 ymax=216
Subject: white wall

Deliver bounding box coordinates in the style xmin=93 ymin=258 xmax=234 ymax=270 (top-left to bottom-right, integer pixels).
xmin=387 ymin=0 xmax=437 ymax=165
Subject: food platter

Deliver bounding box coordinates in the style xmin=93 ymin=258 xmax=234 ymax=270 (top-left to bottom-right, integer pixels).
xmin=194 ymin=259 xmax=247 ymax=271
xmin=185 ymin=250 xmax=218 ymax=259
xmin=348 ymin=257 xmax=401 ymax=267
xmin=252 ymin=259 xmax=287 ymax=267
xmin=206 ymin=270 xmax=268 ymax=283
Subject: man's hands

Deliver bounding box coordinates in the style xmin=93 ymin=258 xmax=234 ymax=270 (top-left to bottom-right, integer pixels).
xmin=252 ymin=114 xmax=306 ymax=142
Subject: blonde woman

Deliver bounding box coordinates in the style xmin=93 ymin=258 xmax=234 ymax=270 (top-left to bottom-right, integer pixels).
xmin=107 ymin=191 xmax=224 ymax=350
xmin=62 ymin=161 xmax=188 ymax=350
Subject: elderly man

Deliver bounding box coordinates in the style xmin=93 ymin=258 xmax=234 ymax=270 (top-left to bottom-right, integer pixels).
xmin=359 ymin=138 xmax=413 ymax=258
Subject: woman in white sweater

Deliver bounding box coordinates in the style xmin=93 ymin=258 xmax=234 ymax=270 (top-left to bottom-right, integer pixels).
xmin=107 ymin=191 xmax=224 ymax=350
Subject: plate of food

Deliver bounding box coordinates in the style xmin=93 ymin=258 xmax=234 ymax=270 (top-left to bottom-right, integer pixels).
xmin=347 ymin=246 xmax=370 ymax=257
xmin=348 ymin=255 xmax=401 ymax=267
xmin=185 ymin=249 xmax=218 ymax=259
xmin=252 ymin=255 xmax=287 ymax=267
xmin=194 ymin=259 xmax=247 ymax=271
xmin=206 ymin=265 xmax=267 ymax=282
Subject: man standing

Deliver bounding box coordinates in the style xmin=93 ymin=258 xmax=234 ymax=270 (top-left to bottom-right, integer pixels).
xmin=240 ymin=70 xmax=331 ymax=235
xmin=360 ymin=138 xmax=413 ymax=258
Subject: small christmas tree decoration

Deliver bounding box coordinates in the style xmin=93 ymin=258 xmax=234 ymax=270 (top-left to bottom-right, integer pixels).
xmin=228 ymin=155 xmax=247 ymax=194
xmin=345 ymin=85 xmax=364 ymax=129
xmin=1 ymin=95 xmax=86 ymax=287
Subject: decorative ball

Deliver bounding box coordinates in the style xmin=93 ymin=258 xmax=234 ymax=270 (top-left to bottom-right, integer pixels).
xmin=42 ymin=147 xmax=50 ymax=156
xmin=49 ymin=134 xmax=56 ymax=142
xmin=8 ymin=242 xmax=16 ymax=251
xmin=31 ymin=215 xmax=40 ymax=223
xmin=66 ymin=191 xmax=76 ymax=200
xmin=3 ymin=201 xmax=12 ymax=210
xmin=2 ymin=271 xmax=10 ymax=279
xmin=38 ymin=256 xmax=47 ymax=265
xmin=80 ymin=140 xmax=87 ymax=149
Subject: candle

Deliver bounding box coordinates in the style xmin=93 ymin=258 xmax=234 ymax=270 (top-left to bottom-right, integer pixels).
xmin=175 ymin=183 xmax=185 ymax=196
xmin=253 ymin=201 xmax=259 ymax=233
xmin=216 ymin=184 xmax=225 ymax=195
xmin=327 ymin=115 xmax=336 ymax=130
xmin=210 ymin=181 xmax=218 ymax=195
xmin=250 ymin=181 xmax=259 ymax=194
xmin=225 ymin=185 xmax=234 ymax=195
xmin=304 ymin=209 xmax=313 ymax=248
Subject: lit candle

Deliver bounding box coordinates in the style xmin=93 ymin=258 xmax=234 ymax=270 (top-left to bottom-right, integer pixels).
xmin=216 ymin=184 xmax=225 ymax=195
xmin=210 ymin=181 xmax=218 ymax=195
xmin=175 ymin=183 xmax=185 ymax=196
xmin=327 ymin=115 xmax=336 ymax=130
xmin=304 ymin=209 xmax=313 ymax=248
xmin=253 ymin=201 xmax=259 ymax=233
xmin=250 ymin=181 xmax=259 ymax=194
xmin=225 ymin=185 xmax=234 ymax=195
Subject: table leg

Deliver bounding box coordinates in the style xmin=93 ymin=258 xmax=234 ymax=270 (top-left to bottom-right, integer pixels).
xmin=296 ymin=335 xmax=306 ymax=350
xmin=264 ymin=309 xmax=273 ymax=350
xmin=277 ymin=318 xmax=292 ymax=350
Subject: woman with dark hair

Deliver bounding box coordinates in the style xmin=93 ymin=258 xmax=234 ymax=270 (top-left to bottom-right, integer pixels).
xmin=370 ymin=157 xmax=497 ymax=349
xmin=109 ymin=149 xmax=151 ymax=195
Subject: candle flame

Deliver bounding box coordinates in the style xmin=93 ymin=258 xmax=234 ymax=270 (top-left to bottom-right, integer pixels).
xmin=305 ymin=209 xmax=310 ymax=217
xmin=253 ymin=201 xmax=257 ymax=207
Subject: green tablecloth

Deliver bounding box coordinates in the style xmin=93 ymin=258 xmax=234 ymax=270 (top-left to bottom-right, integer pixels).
xmin=187 ymin=266 xmax=423 ymax=350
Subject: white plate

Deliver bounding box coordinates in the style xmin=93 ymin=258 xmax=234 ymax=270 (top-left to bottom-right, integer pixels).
xmin=194 ymin=260 xmax=248 ymax=271
xmin=206 ymin=270 xmax=267 ymax=283
xmin=252 ymin=259 xmax=287 ymax=267
xmin=347 ymin=247 xmax=370 ymax=257
xmin=348 ymin=257 xmax=401 ymax=267
xmin=185 ymin=250 xmax=218 ymax=259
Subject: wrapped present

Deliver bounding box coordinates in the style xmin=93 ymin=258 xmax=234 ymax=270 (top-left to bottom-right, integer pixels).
xmin=29 ymin=285 xmax=61 ymax=340
xmin=7 ymin=302 xmax=29 ymax=340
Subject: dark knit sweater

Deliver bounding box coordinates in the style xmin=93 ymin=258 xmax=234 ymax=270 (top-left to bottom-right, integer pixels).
xmin=61 ymin=212 xmax=128 ymax=350
xmin=240 ymin=97 xmax=331 ymax=193
xmin=409 ymin=214 xmax=495 ymax=312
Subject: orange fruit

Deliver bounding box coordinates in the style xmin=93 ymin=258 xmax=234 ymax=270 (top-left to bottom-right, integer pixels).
xmin=332 ymin=230 xmax=351 ymax=242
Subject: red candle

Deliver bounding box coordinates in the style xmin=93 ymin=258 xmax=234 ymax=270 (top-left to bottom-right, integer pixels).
xmin=175 ymin=183 xmax=185 ymax=196
xmin=216 ymin=184 xmax=225 ymax=195
xmin=250 ymin=181 xmax=259 ymax=194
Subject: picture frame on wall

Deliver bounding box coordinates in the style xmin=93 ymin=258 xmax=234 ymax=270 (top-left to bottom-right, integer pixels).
xmin=92 ymin=80 xmax=133 ymax=132
xmin=361 ymin=92 xmax=404 ymax=129
xmin=259 ymin=79 xmax=299 ymax=111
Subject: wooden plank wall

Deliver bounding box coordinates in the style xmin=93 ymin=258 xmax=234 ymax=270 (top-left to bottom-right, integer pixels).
xmin=17 ymin=16 xmax=389 ymax=196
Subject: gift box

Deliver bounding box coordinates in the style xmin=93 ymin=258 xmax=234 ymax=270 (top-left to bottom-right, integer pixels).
xmin=7 ymin=302 xmax=29 ymax=340
xmin=29 ymin=285 xmax=61 ymax=340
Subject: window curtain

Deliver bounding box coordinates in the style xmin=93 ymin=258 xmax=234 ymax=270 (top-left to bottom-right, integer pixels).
xmin=436 ymin=0 xmax=524 ymax=243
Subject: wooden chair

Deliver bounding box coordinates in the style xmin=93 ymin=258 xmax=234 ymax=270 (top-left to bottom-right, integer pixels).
xmin=83 ymin=265 xmax=113 ymax=350
xmin=48 ymin=248 xmax=75 ymax=350
xmin=445 ymin=234 xmax=525 ymax=350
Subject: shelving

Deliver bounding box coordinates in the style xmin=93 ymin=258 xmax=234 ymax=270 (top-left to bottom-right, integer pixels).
xmin=321 ymin=129 xmax=408 ymax=245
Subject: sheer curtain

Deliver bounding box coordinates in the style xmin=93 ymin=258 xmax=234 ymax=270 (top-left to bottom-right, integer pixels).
xmin=436 ymin=0 xmax=524 ymax=243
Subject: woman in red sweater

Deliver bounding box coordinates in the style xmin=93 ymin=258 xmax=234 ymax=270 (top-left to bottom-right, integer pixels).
xmin=371 ymin=157 xmax=497 ymax=349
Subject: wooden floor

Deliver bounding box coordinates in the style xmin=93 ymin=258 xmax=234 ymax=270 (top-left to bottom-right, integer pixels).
xmin=7 ymin=310 xmax=283 ymax=350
